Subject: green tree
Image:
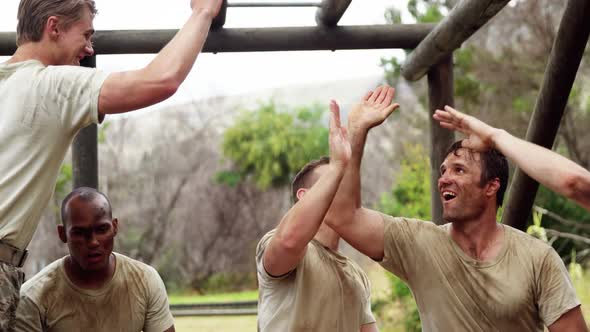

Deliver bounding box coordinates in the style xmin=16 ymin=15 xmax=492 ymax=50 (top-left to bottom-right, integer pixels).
xmin=218 ymin=101 xmax=329 ymax=189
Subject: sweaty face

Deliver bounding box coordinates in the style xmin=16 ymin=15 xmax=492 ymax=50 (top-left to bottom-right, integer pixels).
xmin=438 ymin=149 xmax=488 ymax=223
xmin=55 ymin=6 xmax=95 ymax=65
xmin=64 ymin=196 xmax=116 ymax=272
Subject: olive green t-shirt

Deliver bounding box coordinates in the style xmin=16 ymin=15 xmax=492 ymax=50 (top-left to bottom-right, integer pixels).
xmin=15 ymin=253 xmax=174 ymax=332
xmin=380 ymin=214 xmax=580 ymax=331
xmin=256 ymin=229 xmax=375 ymax=332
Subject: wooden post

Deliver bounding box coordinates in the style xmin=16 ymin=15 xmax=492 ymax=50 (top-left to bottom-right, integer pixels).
xmin=502 ymin=0 xmax=590 ymax=230
xmin=427 ymin=55 xmax=455 ymax=225
xmin=402 ymin=0 xmax=510 ymax=81
xmin=72 ymin=56 xmax=98 ymax=189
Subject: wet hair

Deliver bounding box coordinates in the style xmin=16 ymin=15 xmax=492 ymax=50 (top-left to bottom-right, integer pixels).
xmin=16 ymin=0 xmax=97 ymax=45
xmin=60 ymin=187 xmax=112 ymax=226
xmin=291 ymin=157 xmax=330 ymax=203
xmin=445 ymin=140 xmax=509 ymax=206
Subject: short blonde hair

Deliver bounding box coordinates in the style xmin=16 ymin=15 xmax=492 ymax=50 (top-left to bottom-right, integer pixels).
xmin=16 ymin=0 xmax=97 ymax=45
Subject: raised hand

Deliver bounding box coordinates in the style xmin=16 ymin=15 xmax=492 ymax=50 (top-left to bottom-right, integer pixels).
xmin=191 ymin=0 xmax=223 ymax=18
xmin=433 ymin=105 xmax=498 ymax=152
xmin=329 ymin=100 xmax=352 ymax=168
xmin=347 ymin=85 xmax=400 ymax=133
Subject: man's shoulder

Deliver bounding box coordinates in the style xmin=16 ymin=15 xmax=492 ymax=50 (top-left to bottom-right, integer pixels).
xmin=504 ymin=224 xmax=553 ymax=258
xmin=21 ymin=257 xmax=66 ymax=302
xmin=114 ymin=252 xmax=159 ymax=276
xmin=256 ymin=229 xmax=278 ymax=255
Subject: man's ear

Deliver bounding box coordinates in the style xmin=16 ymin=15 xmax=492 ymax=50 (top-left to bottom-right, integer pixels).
xmin=486 ymin=178 xmax=501 ymax=198
xmin=112 ymin=218 xmax=118 ymax=237
xmin=57 ymin=225 xmax=67 ymax=243
xmin=296 ymin=188 xmax=307 ymax=201
xmin=45 ymin=16 xmax=61 ymax=40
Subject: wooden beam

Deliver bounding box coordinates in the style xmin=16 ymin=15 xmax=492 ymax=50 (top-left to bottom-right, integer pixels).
xmin=503 ymin=0 xmax=590 ymax=231
xmin=402 ymin=0 xmax=510 ymax=81
xmin=316 ymin=0 xmax=352 ymax=26
xmin=0 ymin=24 xmax=434 ymax=55
xmin=72 ymin=56 xmax=99 ymax=190
xmin=427 ymin=55 xmax=455 ymax=225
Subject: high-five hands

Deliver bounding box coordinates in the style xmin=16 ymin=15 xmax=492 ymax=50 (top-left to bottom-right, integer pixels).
xmin=348 ymin=85 xmax=400 ymax=133
xmin=433 ymin=105 xmax=498 ymax=151
xmin=329 ymin=100 xmax=352 ymax=168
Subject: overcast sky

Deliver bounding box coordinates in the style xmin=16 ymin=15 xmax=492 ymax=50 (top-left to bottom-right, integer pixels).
xmin=1 ymin=0 xmax=411 ymax=110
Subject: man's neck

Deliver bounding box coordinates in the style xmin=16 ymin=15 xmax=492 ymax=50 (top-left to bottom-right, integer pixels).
xmin=450 ymin=212 xmax=505 ymax=262
xmin=8 ymin=43 xmax=55 ymax=66
xmin=64 ymin=254 xmax=116 ymax=290
xmin=314 ymin=223 xmax=340 ymax=251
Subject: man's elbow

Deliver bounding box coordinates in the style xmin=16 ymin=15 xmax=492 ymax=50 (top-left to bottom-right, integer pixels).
xmin=325 ymin=208 xmax=356 ymax=232
xmin=561 ymin=171 xmax=590 ymax=205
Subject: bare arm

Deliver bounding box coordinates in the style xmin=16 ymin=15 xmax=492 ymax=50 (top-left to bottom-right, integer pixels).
xmin=360 ymin=322 xmax=379 ymax=332
xmin=434 ymin=106 xmax=590 ymax=211
xmin=325 ymin=85 xmax=399 ymax=260
xmin=548 ymin=306 xmax=588 ymax=332
xmin=98 ymin=0 xmax=222 ymax=115
xmin=263 ymin=101 xmax=351 ymax=277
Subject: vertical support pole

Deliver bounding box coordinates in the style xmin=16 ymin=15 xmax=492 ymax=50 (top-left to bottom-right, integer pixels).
xmin=427 ymin=55 xmax=455 ymax=225
xmin=72 ymin=56 xmax=98 ymax=189
xmin=503 ymin=0 xmax=590 ymax=230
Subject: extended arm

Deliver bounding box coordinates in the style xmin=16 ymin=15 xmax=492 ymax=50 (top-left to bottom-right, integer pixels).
xmin=434 ymin=106 xmax=590 ymax=211
xmin=325 ymin=85 xmax=399 ymax=260
xmin=98 ymin=0 xmax=222 ymax=115
xmin=548 ymin=306 xmax=588 ymax=332
xmin=263 ymin=101 xmax=351 ymax=277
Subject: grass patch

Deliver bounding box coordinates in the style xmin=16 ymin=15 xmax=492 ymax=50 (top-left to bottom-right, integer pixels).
xmin=169 ymin=290 xmax=258 ymax=304
xmin=174 ymin=316 xmax=257 ymax=332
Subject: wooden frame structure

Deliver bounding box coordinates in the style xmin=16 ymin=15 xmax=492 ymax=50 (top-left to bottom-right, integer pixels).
xmin=1 ymin=0 xmax=589 ymax=228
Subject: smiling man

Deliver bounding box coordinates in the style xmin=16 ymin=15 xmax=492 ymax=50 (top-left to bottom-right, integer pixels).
xmin=0 ymin=0 xmax=220 ymax=328
xmin=14 ymin=187 xmax=175 ymax=332
xmin=324 ymin=85 xmax=587 ymax=331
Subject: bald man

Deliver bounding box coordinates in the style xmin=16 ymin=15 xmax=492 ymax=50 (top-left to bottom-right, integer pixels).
xmin=15 ymin=188 xmax=175 ymax=332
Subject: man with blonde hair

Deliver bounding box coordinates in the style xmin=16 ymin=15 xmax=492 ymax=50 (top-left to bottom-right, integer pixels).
xmin=0 ymin=0 xmax=221 ymax=329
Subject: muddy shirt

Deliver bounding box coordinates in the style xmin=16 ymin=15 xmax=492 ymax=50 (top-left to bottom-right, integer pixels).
xmin=15 ymin=253 xmax=174 ymax=332
xmin=0 ymin=60 xmax=107 ymax=250
xmin=380 ymin=214 xmax=580 ymax=332
xmin=256 ymin=229 xmax=375 ymax=332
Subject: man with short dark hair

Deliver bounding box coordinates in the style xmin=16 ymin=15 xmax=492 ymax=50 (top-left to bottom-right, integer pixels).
xmin=325 ymin=85 xmax=587 ymax=331
xmin=15 ymin=187 xmax=175 ymax=332
xmin=434 ymin=105 xmax=590 ymax=211
xmin=256 ymin=99 xmax=380 ymax=332
xmin=0 ymin=0 xmax=220 ymax=327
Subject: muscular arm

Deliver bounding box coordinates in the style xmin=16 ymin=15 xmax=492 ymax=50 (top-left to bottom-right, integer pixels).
xmin=548 ymin=306 xmax=588 ymax=332
xmin=433 ymin=106 xmax=590 ymax=211
xmin=263 ymin=101 xmax=351 ymax=277
xmin=98 ymin=1 xmax=221 ymax=115
xmin=324 ymin=86 xmax=399 ymax=260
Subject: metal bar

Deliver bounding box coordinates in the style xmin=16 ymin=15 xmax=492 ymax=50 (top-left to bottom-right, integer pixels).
xmin=0 ymin=24 xmax=434 ymax=55
xmin=502 ymin=0 xmax=590 ymax=231
xmin=402 ymin=0 xmax=510 ymax=81
xmin=228 ymin=1 xmax=321 ymax=7
xmin=72 ymin=56 xmax=99 ymax=190
xmin=427 ymin=55 xmax=455 ymax=225
xmin=316 ymin=0 xmax=352 ymax=26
